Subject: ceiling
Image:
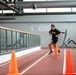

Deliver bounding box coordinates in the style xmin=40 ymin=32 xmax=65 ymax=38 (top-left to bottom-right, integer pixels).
xmin=0 ymin=0 xmax=76 ymax=16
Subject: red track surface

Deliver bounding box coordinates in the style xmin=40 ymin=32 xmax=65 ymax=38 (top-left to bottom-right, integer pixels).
xmin=0 ymin=48 xmax=76 ymax=75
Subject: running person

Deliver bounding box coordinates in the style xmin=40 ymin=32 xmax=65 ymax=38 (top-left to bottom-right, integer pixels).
xmin=48 ymin=24 xmax=61 ymax=54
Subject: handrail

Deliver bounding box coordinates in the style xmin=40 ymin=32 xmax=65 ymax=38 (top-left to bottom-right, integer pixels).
xmin=0 ymin=26 xmax=41 ymax=55
xmin=0 ymin=26 xmax=40 ymax=36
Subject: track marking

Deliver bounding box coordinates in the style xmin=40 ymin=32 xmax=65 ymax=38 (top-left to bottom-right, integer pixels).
xmin=63 ymin=49 xmax=66 ymax=74
xmin=21 ymin=52 xmax=48 ymax=74
xmin=0 ymin=61 xmax=9 ymax=67
xmin=0 ymin=49 xmax=42 ymax=67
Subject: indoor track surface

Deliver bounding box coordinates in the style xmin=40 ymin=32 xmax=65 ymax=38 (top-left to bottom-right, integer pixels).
xmin=0 ymin=48 xmax=76 ymax=75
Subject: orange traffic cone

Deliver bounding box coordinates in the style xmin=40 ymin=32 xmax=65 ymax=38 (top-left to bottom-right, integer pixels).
xmin=63 ymin=50 xmax=76 ymax=75
xmin=7 ymin=50 xmax=21 ymax=75
xmin=54 ymin=44 xmax=59 ymax=56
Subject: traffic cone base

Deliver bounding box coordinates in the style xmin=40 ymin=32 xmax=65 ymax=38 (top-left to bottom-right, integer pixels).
xmin=63 ymin=73 xmax=76 ymax=75
xmin=54 ymin=53 xmax=59 ymax=56
xmin=54 ymin=50 xmax=59 ymax=56
xmin=7 ymin=73 xmax=21 ymax=75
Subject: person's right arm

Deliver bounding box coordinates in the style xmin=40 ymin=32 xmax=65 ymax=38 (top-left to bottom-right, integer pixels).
xmin=49 ymin=30 xmax=51 ymax=35
xmin=49 ymin=33 xmax=51 ymax=35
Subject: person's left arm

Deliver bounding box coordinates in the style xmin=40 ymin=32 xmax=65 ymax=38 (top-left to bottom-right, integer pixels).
xmin=57 ymin=33 xmax=62 ymax=37
xmin=55 ymin=29 xmax=62 ymax=37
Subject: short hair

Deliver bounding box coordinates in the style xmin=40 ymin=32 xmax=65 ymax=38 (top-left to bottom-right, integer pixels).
xmin=51 ymin=24 xmax=55 ymax=27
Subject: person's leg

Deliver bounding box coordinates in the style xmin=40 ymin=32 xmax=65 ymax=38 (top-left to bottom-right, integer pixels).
xmin=48 ymin=42 xmax=53 ymax=54
xmin=53 ymin=44 xmax=56 ymax=48
xmin=48 ymin=42 xmax=53 ymax=51
xmin=52 ymin=38 xmax=60 ymax=53
xmin=53 ymin=44 xmax=60 ymax=53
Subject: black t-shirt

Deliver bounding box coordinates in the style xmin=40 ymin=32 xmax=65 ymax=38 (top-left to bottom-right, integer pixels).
xmin=49 ymin=29 xmax=61 ymax=40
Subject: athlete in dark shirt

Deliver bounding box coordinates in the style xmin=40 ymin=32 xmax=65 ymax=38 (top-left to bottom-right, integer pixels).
xmin=48 ymin=24 xmax=61 ymax=54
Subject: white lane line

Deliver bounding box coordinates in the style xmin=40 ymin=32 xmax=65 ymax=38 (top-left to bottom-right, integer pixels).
xmin=63 ymin=49 xmax=66 ymax=74
xmin=0 ymin=49 xmax=42 ymax=67
xmin=21 ymin=53 xmax=48 ymax=74
xmin=0 ymin=61 xmax=9 ymax=67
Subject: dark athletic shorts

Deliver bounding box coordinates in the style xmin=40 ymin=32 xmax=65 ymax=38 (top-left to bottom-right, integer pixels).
xmin=52 ymin=38 xmax=58 ymax=44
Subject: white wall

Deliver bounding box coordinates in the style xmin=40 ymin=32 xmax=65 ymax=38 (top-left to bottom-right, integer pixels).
xmin=0 ymin=15 xmax=76 ymax=22
xmin=0 ymin=15 xmax=76 ymax=47
xmin=0 ymin=46 xmax=41 ymax=64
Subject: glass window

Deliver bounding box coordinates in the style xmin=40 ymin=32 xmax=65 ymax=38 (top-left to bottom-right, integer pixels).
xmin=47 ymin=8 xmax=71 ymax=12
xmin=17 ymin=32 xmax=21 ymax=50
xmin=34 ymin=35 xmax=37 ymax=46
xmin=7 ymin=30 xmax=12 ymax=51
xmin=12 ymin=31 xmax=16 ymax=50
xmin=31 ymin=34 xmax=34 ymax=46
xmin=34 ymin=35 xmax=40 ymax=46
xmin=47 ymin=0 xmax=64 ymax=1
xmin=20 ymin=33 xmax=24 ymax=48
xmin=24 ymin=33 xmax=27 ymax=48
xmin=1 ymin=29 xmax=7 ymax=53
xmin=23 ymin=0 xmax=46 ymax=1
xmin=2 ymin=10 xmax=14 ymax=13
xmin=28 ymin=34 xmax=32 ymax=47
xmin=6 ymin=0 xmax=14 ymax=3
xmin=72 ymin=7 xmax=76 ymax=12
xmin=28 ymin=34 xmax=35 ymax=47
xmin=24 ymin=8 xmax=46 ymax=13
xmin=0 ymin=27 xmax=40 ymax=54
xmin=0 ymin=10 xmax=2 ymax=13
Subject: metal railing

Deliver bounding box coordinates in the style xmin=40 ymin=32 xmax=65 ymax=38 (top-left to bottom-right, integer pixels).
xmin=0 ymin=26 xmax=40 ymax=55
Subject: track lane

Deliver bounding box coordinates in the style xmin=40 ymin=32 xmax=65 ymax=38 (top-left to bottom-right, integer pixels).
xmin=0 ymin=49 xmax=48 ymax=75
xmin=22 ymin=48 xmax=64 ymax=75
xmin=1 ymin=48 xmax=76 ymax=75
